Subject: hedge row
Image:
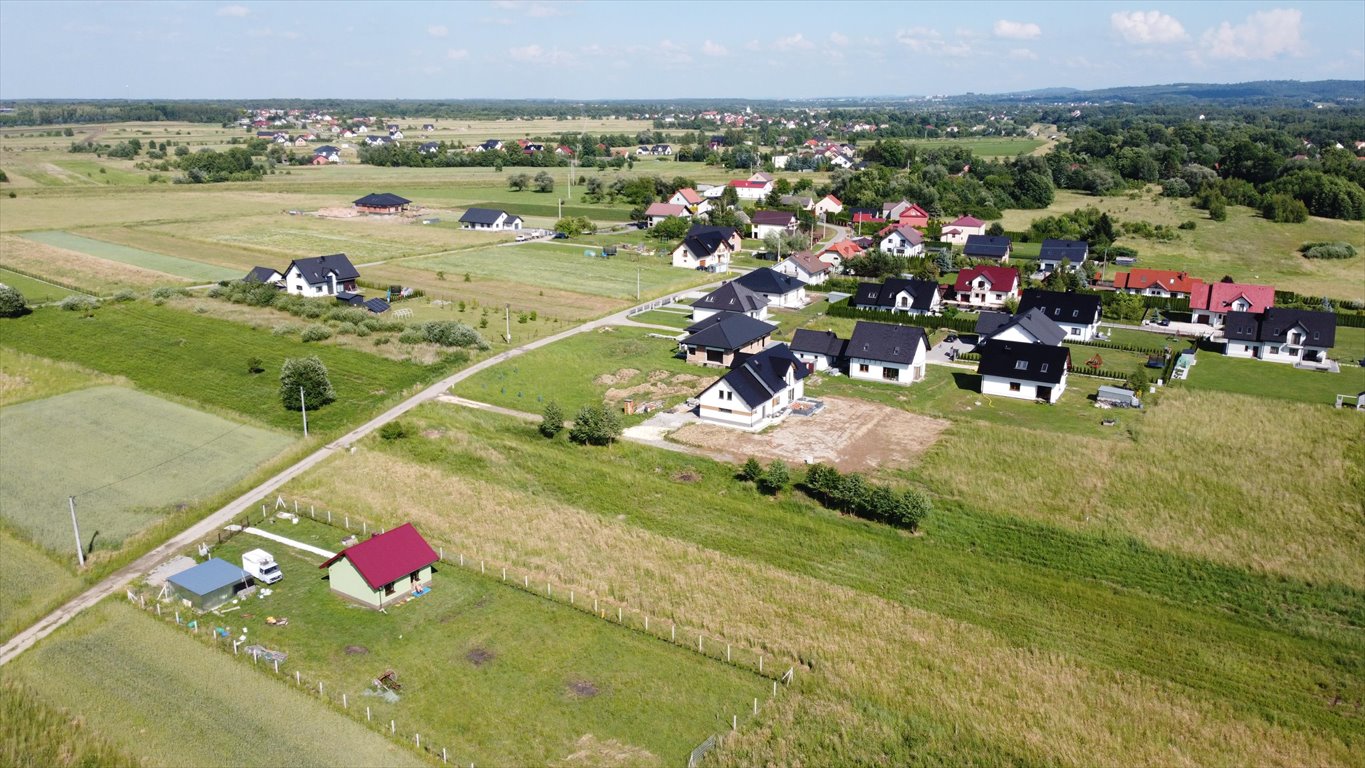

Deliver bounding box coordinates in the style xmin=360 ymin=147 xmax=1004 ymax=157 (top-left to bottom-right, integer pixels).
xmin=1069 ymin=337 xmax=1167 ymax=356
xmin=827 ymin=298 xmax=979 ymax=332
xmin=802 ymin=463 xmax=931 ymax=532
xmin=1068 ymin=365 xmax=1129 ymax=380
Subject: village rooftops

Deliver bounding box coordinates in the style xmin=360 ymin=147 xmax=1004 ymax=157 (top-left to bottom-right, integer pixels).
xmin=681 ymin=312 xmax=777 ymax=350
xmin=693 ymin=282 xmax=768 ymax=315
xmin=790 ymin=328 xmax=847 ymax=359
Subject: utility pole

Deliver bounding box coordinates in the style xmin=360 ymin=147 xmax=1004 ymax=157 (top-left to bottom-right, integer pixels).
xmin=558 ymin=198 xmax=562 ymax=219
xmin=637 ymin=267 xmax=641 ymax=301
xmin=68 ymin=496 xmax=84 ymax=568
xmin=300 ymin=386 xmax=309 ymax=437
xmin=505 ymin=303 xmax=511 ymax=343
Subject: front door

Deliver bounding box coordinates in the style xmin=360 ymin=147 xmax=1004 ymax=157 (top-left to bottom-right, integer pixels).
xmin=1037 ymin=386 xmax=1052 ymax=402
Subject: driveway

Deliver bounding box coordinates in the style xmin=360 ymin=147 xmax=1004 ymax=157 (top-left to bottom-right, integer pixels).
xmin=927 ymin=336 xmax=978 ymax=367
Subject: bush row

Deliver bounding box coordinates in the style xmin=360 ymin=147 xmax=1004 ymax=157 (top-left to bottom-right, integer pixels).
xmin=1067 ymin=365 xmax=1129 ymax=380
xmin=826 ymin=298 xmax=979 ymax=332
xmin=802 ymin=463 xmax=931 ymax=532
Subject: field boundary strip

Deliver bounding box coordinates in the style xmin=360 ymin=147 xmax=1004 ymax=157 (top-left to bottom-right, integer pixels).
xmin=19 ymin=231 xmax=240 ymax=282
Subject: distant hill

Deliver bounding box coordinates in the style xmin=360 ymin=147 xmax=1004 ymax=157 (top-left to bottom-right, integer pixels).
xmin=967 ymin=80 xmax=1363 ymax=106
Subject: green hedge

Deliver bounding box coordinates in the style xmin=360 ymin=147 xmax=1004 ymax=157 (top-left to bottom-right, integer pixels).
xmin=1068 ymin=365 xmax=1128 ymax=380
xmin=827 ymin=298 xmax=978 ymax=332
xmin=1070 ymin=337 xmax=1167 ymax=356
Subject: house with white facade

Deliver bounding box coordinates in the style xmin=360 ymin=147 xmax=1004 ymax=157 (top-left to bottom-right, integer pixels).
xmin=690 ymin=281 xmax=769 ymax=321
xmin=459 ymin=207 xmax=523 ymax=231
xmin=1189 ymin=280 xmax=1275 ymax=328
xmin=790 ymin=329 xmax=846 ymax=372
xmin=813 ymin=195 xmax=843 ymax=217
xmin=1222 ymin=308 xmax=1336 ymax=367
xmin=773 ymin=251 xmax=833 ymax=285
xmin=671 ymin=228 xmax=735 ymax=272
xmin=735 ymin=267 xmax=807 ymax=309
xmin=1112 ymin=269 xmax=1202 ymax=299
xmin=853 ymin=277 xmax=942 ymax=315
xmin=879 ymin=226 xmax=924 ymax=258
xmin=940 ymin=215 xmax=987 ymax=246
xmin=1016 ymin=289 xmax=1102 ymax=341
xmin=751 ymin=210 xmax=798 ymax=240
xmin=644 ymin=202 xmax=689 ymax=227
xmin=963 ymin=234 xmax=1012 ymax=263
xmin=846 ymin=321 xmax=928 ymax=386
xmin=977 ymin=341 xmax=1070 ymax=403
xmin=680 ymin=312 xmax=777 ymax=368
xmin=952 ymin=265 xmax=1020 ymax=309
xmin=668 ymin=187 xmax=712 ymax=216
xmin=974 ymin=308 xmax=1067 ymax=346
xmin=282 ymin=254 xmax=359 ymax=297
xmin=729 ymin=179 xmax=772 ymax=201
xmin=1037 ymin=239 xmax=1089 ymax=274
xmin=696 ymin=344 xmax=809 ymax=430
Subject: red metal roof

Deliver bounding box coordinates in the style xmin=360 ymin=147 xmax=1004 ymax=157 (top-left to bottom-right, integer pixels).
xmin=954 ymin=265 xmax=1018 ymax=292
xmin=1112 ymin=269 xmax=1201 ymax=294
xmin=949 ymin=215 xmax=985 ymax=227
xmin=320 ymin=523 xmax=439 ymax=590
xmin=728 ymin=180 xmax=769 ymax=189
xmin=1189 ymin=281 xmax=1274 ymax=313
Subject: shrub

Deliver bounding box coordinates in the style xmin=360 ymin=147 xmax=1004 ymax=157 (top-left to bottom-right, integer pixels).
xmin=149 ymin=286 xmax=188 ymax=300
xmin=328 ymin=307 xmax=369 ymax=325
xmin=334 ymin=322 xmax=357 ymax=336
xmin=1177 ymin=220 xmax=1197 ymax=230
xmin=59 ymin=294 xmax=97 ymax=312
xmin=0 ymin=285 xmax=28 ymax=317
xmin=379 ymin=421 xmax=410 ymax=441
xmin=740 ymin=457 xmax=764 ymax=483
xmin=279 ymin=356 xmax=335 ymax=411
xmin=298 ymin=302 xmax=326 ymax=319
xmin=271 ymin=323 xmax=299 ymax=336
xmin=568 ymin=402 xmax=622 ymax=446
xmin=1125 ymin=367 xmax=1149 ymax=393
xmin=398 ymin=328 xmax=425 ymax=344
xmin=1301 ymin=242 xmax=1356 ymax=260
xmin=539 ymin=401 xmax=565 ymax=438
xmin=421 ymin=320 xmax=486 ymax=348
xmin=111 ymin=289 xmax=139 ymax=302
xmin=757 ymin=461 xmax=790 ymax=495
xmin=1261 ymin=194 xmax=1308 ymax=223
xmin=246 ymin=356 xmax=265 ymax=374
xmin=802 ymin=463 xmax=932 ymax=532
xmin=354 ymin=324 xmax=371 ymax=337
xmin=300 ymin=324 xmax=333 ymax=342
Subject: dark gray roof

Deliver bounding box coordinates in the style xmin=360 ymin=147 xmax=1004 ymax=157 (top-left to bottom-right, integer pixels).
xmin=1038 ymin=239 xmax=1089 ymax=263
xmin=1017 ymin=289 xmax=1101 ymax=327
xmin=680 ymin=230 xmax=730 ymax=259
xmin=736 ymin=267 xmax=804 ymax=296
xmin=1224 ymin=308 xmax=1336 ymax=347
xmin=459 ymin=207 xmax=513 ymax=224
xmin=964 ymin=234 xmax=1011 ymax=259
xmin=687 ymin=224 xmax=738 ymax=242
xmin=354 ymin=192 xmax=411 ymax=207
xmin=751 ymin=210 xmax=796 ymax=227
xmin=479 ymin=139 xmax=502 ymax=149
xmin=847 ymin=321 xmax=927 ymax=365
xmin=243 ymin=266 xmax=280 ymax=283
xmin=287 ymin=254 xmax=359 ymax=285
xmin=791 ymin=329 xmax=847 ymax=359
xmin=977 ymin=307 xmax=1067 ymax=346
xmin=314 ymin=145 xmax=339 ymax=155
xmin=711 ymin=343 xmax=809 ymax=408
xmin=335 ymin=291 xmax=363 ymax=305
xmin=780 ymin=194 xmax=814 ymax=207
xmin=693 ymin=282 xmax=767 ymax=315
xmin=853 ymin=278 xmax=940 ymax=311
xmin=419 ymin=142 xmax=439 ymax=151
xmin=682 ymin=313 xmax=776 ymax=351
xmin=977 ymin=341 xmax=1070 ymax=385
xmin=364 ymin=298 xmax=391 ymax=314
xmin=975 ymin=311 xmax=1010 ymax=336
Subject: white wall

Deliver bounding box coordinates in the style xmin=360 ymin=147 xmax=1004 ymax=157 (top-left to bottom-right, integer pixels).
xmin=1057 ymin=321 xmax=1098 ymax=342
xmin=847 ymin=344 xmax=926 ymax=386
xmin=697 ymin=377 xmax=803 ymax=430
xmin=793 ymin=351 xmax=833 ymax=371
xmin=981 ymin=373 xmax=1066 ymax=403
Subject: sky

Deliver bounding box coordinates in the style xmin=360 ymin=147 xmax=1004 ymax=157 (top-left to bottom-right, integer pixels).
xmin=1 ymin=1 xmax=1362 ymax=100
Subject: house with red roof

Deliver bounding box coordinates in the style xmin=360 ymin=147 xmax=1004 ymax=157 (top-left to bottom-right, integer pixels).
xmin=1189 ymin=279 xmax=1275 ymax=328
xmin=1112 ymin=269 xmax=1203 ymax=299
xmin=774 ymin=250 xmax=834 ymax=285
xmin=813 ymin=195 xmax=843 ymax=218
xmin=319 ymin=523 xmax=439 ymax=609
xmin=668 ymin=187 xmax=712 ymax=216
xmin=940 ymin=215 xmax=987 ymax=246
xmin=644 ymin=202 xmax=689 ymax=227
xmin=953 ymin=265 xmax=1020 ymax=309
xmin=819 ymin=239 xmax=862 ymax=268
xmin=882 ymin=200 xmax=930 ymax=229
xmin=729 ymin=178 xmax=772 ymax=201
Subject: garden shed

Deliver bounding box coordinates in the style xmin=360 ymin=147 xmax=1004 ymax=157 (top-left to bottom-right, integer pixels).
xmin=1097 ymin=386 xmax=1141 ymax=408
xmin=319 ymin=523 xmax=439 ymax=609
xmin=167 ymin=558 xmax=252 ymax=611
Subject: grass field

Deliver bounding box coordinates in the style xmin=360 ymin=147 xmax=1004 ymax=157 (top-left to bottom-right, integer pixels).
xmin=0 ymin=676 xmax=141 ymax=768
xmin=6 ymin=600 xmax=426 ymax=768
xmin=901 ymin=136 xmax=1045 ymax=158
xmin=0 ymin=386 xmax=292 ymax=555
xmin=0 ymin=530 xmax=80 ymax=643
xmin=272 ymin=404 xmax=1364 ymax=767
xmin=0 ymin=233 xmax=185 ymax=293
xmin=0 ymin=267 xmax=81 ymax=303
xmin=190 ymin=515 xmax=767 ymax=766
xmin=20 ymin=231 xmax=240 ymax=282
xmin=365 ymin=261 xmax=624 ymax=324
xmin=406 ymin=242 xmax=715 ymax=300
xmin=0 ymin=301 xmax=456 ymax=433
xmin=1180 ymin=347 xmax=1365 ymax=405
xmin=0 ymin=348 xmax=120 ymax=406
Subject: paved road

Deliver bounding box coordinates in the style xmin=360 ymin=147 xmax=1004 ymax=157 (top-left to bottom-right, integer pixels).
xmin=0 ymin=284 xmax=721 ymax=667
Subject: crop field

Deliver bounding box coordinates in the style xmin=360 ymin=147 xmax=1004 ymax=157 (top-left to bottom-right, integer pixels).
xmin=185 ymin=514 xmax=768 ymax=766
xmin=0 ymin=386 xmax=291 ymax=555
xmin=1 ymin=301 xmax=458 ymax=432
xmin=0 ymin=233 xmax=184 ymax=293
xmin=0 ymin=676 xmax=141 ymax=768
xmin=364 ymin=261 xmax=622 ymax=324
xmin=0 ymin=348 xmax=120 ymax=407
xmin=0 ymin=267 xmax=80 ymax=303
xmin=1179 ymin=348 xmax=1365 ymax=405
xmin=900 ymin=136 xmax=1045 ymax=158
xmin=19 ymin=231 xmax=240 ymax=282
xmin=0 ymin=530 xmax=80 ymax=643
xmin=6 ymin=600 xmax=426 ymax=768
xmin=271 ymin=404 xmax=1364 ymax=767
xmin=407 ymin=242 xmax=716 ymax=299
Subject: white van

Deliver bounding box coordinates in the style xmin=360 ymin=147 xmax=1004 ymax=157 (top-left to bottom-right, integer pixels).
xmin=242 ymin=549 xmax=283 ymax=584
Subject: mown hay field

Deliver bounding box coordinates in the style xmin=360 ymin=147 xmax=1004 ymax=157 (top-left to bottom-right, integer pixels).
xmin=20 ymin=231 xmax=240 ymax=282
xmin=0 ymin=386 xmax=291 ymax=555
xmin=0 ymin=267 xmax=81 ymax=303
xmin=6 ymin=600 xmax=426 ymax=768
xmin=0 ymin=234 xmax=185 ymax=294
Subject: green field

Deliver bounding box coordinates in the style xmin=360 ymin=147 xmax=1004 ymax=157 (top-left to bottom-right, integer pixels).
xmin=1179 ymin=347 xmax=1365 ymax=404
xmin=0 ymin=301 xmax=456 ymax=433
xmin=0 ymin=386 xmax=291 ymax=555
xmin=901 ymin=136 xmax=1045 ymax=158
xmin=407 ymin=242 xmax=715 ymax=300
xmin=0 ymin=349 xmax=120 ymax=407
xmin=0 ymin=530 xmax=80 ymax=642
xmin=20 ymin=231 xmax=240 ymax=282
xmin=191 ymin=515 xmax=766 ymax=766
xmin=274 ymin=403 xmax=1364 ymax=767
xmin=6 ymin=600 xmax=426 ymax=768
xmin=0 ymin=268 xmax=80 ymax=303
xmin=627 ymin=308 xmax=693 ymax=328
xmin=0 ymin=676 xmax=141 ymax=768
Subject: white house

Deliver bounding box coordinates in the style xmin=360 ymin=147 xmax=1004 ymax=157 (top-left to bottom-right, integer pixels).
xmin=1222 ymin=308 xmax=1336 ymax=367
xmin=1189 ymin=281 xmax=1275 ymax=328
xmin=879 ymin=226 xmax=924 ymax=258
xmin=853 ymin=277 xmax=942 ymax=315
xmin=773 ymin=251 xmax=833 ymax=286
xmin=751 ymin=210 xmax=798 ymax=240
xmin=952 ymin=265 xmax=1020 ymax=309
xmin=1017 ymin=289 xmax=1102 ymax=342
xmin=696 ymin=344 xmax=809 ymax=430
xmin=974 ymin=309 xmax=1066 ymax=346
xmin=243 ymin=266 xmax=284 ymax=286
xmin=735 ymin=267 xmax=807 ymax=309
xmin=813 ymin=195 xmax=843 ymax=217
xmin=729 ymin=179 xmax=772 ymax=201
xmin=790 ymin=329 xmax=846 ymax=372
xmin=282 ymin=254 xmax=359 ymax=297
xmin=644 ymin=202 xmax=688 ymax=227
xmin=459 ymin=207 xmax=523 ymax=231
xmin=846 ymin=322 xmax=928 ymax=386
xmin=690 ymin=281 xmax=769 ymax=321
xmin=940 ymin=215 xmax=987 ymax=246
xmin=1037 ymin=239 xmax=1089 ymax=274
xmin=668 ymin=187 xmax=712 ymax=216
xmin=1112 ymin=269 xmax=1201 ymax=298
xmin=977 ymin=341 xmax=1070 ymax=403
xmin=671 ymin=229 xmax=735 ymax=273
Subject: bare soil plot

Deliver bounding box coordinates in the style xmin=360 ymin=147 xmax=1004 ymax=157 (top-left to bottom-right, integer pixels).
xmin=670 ymin=396 xmax=950 ymax=473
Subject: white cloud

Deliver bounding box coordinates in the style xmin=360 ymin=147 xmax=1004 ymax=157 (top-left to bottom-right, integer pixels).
xmin=1009 ymin=48 xmax=1038 ymax=60
xmin=446 ymin=48 xmax=469 ymax=60
xmin=427 ymin=24 xmax=448 ymax=38
xmin=895 ymin=27 xmax=970 ymax=58
xmin=993 ymin=20 xmax=1041 ymax=40
xmin=830 ymin=31 xmax=849 ymax=46
xmin=1200 ymin=8 xmax=1304 ymax=60
xmin=702 ymin=39 xmax=728 ymax=57
xmin=216 ymin=4 xmax=249 ymax=17
xmin=492 ymin=0 xmax=564 ymax=18
xmin=1110 ymin=10 xmax=1187 ymax=44
xmin=508 ymin=44 xmax=574 ymax=66
xmin=771 ymin=33 xmax=814 ymax=51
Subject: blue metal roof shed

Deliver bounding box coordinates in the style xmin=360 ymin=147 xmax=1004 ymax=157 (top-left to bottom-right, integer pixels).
xmin=167 ymin=558 xmax=251 ymax=611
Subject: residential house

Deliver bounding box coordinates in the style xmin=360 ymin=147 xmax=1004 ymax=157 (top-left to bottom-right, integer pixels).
xmin=696 ymin=344 xmax=809 ymax=430
xmin=686 ymin=224 xmax=743 ymax=252
xmin=974 ymin=308 xmax=1066 ymax=346
xmin=963 ymin=234 xmax=1012 ymax=262
xmin=1222 ymin=308 xmax=1336 ymax=366
xmin=846 ymin=321 xmax=929 ymax=385
xmin=1037 ymin=239 xmax=1089 ymax=273
xmin=422 ymin=123 xmax=436 ymax=131
xmin=283 ymin=254 xmax=360 ymax=297
xmin=774 ymin=251 xmax=833 ymax=285
xmin=883 ymin=200 xmax=930 ymax=229
xmin=878 ymin=225 xmax=925 ymax=257
xmin=1016 ymin=289 xmax=1102 ymax=341
xmin=729 ymin=178 xmax=772 ymax=201
xmin=819 ymin=239 xmax=862 ymax=268
xmin=353 ymin=193 xmax=411 ymax=215
xmin=690 ymin=281 xmax=769 ymax=321
xmin=644 ymin=202 xmax=689 ymax=227
xmin=790 ymin=329 xmax=847 ymax=372
xmin=1189 ymin=279 xmax=1275 ymax=327
xmin=167 ymin=558 xmax=252 ymax=611
xmin=554 ymin=145 xmax=575 ymax=157
xmin=651 ymin=144 xmax=673 ymax=155
xmin=977 ymin=341 xmax=1070 ymax=403
xmin=671 ymin=228 xmax=736 ymax=273
xmin=849 ymin=207 xmax=882 ymax=227
xmin=953 ymin=265 xmax=1020 ymax=309
xmin=813 ymin=194 xmax=843 ymax=217
xmin=387 ymin=130 xmax=404 ymax=140
xmin=313 ymin=145 xmax=340 ymax=162
xmin=780 ymin=194 xmax=815 ymax=211
xmin=735 ymin=267 xmax=808 ymax=308
xmin=319 ymin=523 xmax=439 ymax=609
xmin=680 ymin=312 xmax=777 ymax=367
xmin=243 ymin=266 xmax=283 ymax=286
xmin=1112 ymin=269 xmax=1202 ymax=299
xmin=475 ymin=139 xmax=504 ymax=152
xmin=459 ymin=207 xmax=523 ymax=231
xmin=418 ymin=141 xmax=440 ymax=155
xmin=668 ymin=187 xmax=712 ymax=216
xmin=940 ymin=215 xmax=987 ymax=245
xmin=751 ymin=210 xmax=798 ymax=240
xmin=748 ymin=171 xmax=774 ymax=184
xmin=853 ymin=277 xmax=942 ymax=315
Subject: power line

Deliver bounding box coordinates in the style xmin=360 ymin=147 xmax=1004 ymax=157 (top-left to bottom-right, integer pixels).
xmin=73 ymin=420 xmax=252 ymax=499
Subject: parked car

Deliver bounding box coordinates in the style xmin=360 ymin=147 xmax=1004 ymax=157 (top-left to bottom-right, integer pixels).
xmin=552 ymin=232 xmax=569 ymax=239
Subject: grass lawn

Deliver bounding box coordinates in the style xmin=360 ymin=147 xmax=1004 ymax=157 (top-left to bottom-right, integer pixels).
xmin=274 ymin=405 xmax=1363 ymax=767
xmin=405 ymin=241 xmax=715 ymax=300
xmin=20 ymin=231 xmax=241 ymax=282
xmin=0 ymin=267 xmax=82 ymax=303
xmin=0 ymin=301 xmax=456 ymax=433
xmin=7 ymin=600 xmax=426 ymax=768
xmin=1180 ymin=348 xmax=1365 ymax=405
xmin=0 ymin=530 xmax=80 ymax=642
xmin=0 ymin=347 xmax=121 ymax=406
xmin=629 ymin=309 xmax=693 ymax=328
xmin=191 ymin=515 xmax=767 ymax=766
xmin=0 ymin=386 xmax=292 ymax=556
xmin=1329 ymin=325 xmax=1365 ymax=364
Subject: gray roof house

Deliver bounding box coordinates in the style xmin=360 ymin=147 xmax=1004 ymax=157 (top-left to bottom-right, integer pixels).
xmin=974 ymin=308 xmax=1067 ymax=346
